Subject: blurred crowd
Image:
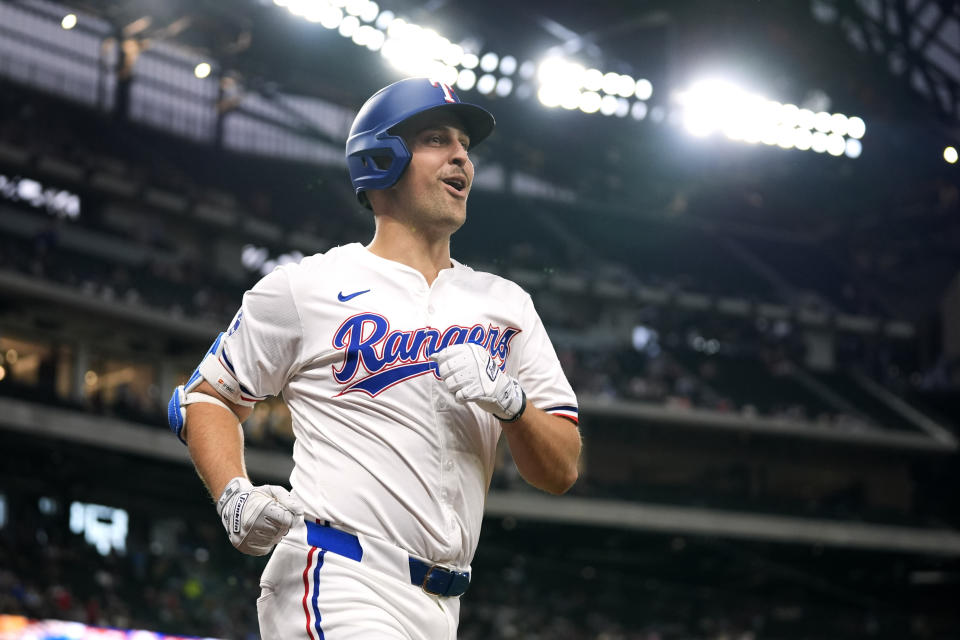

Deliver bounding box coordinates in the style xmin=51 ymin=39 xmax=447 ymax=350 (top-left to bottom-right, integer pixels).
xmin=3 ymin=495 xmax=928 ymax=640
xmin=0 ymin=503 xmax=264 ymax=640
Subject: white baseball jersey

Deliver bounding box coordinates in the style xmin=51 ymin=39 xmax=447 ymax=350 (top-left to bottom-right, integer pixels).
xmin=218 ymin=242 xmax=578 ymax=569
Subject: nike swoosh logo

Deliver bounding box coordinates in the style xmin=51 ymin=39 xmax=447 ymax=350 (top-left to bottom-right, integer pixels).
xmin=338 ymin=289 xmax=371 ymax=302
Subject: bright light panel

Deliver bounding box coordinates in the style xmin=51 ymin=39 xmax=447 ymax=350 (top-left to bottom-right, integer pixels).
xmin=634 ymin=79 xmax=653 ymax=100
xmin=456 ymin=69 xmax=477 ymax=91
xmin=480 ymin=52 xmax=499 ymax=73
xmin=676 ymin=77 xmax=865 ymax=158
xmin=477 ymin=74 xmax=496 ymax=95
xmin=275 ymin=3 xmax=668 ymax=126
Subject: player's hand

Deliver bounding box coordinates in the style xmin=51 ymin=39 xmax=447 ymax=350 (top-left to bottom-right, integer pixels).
xmin=430 ymin=343 xmax=526 ymax=422
xmin=216 ymin=477 xmax=304 ymax=556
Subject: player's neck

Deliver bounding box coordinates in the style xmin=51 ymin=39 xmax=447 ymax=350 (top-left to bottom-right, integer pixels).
xmin=367 ymin=218 xmax=453 ymax=285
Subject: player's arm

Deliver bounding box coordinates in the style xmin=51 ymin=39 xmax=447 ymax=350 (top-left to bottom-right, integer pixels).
xmin=183 ymin=379 xmax=252 ymax=500
xmin=498 ymin=404 xmax=580 ymax=495
xmin=430 ymin=343 xmax=581 ymax=495
xmin=167 ymin=325 xmax=302 ymax=556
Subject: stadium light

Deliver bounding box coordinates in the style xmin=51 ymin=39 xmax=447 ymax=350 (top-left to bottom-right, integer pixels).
xmin=946 ymin=146 xmax=959 ymax=164
xmin=579 ymin=91 xmax=601 ymax=114
xmin=272 ymin=1 xmax=658 ymax=120
xmin=537 ymin=84 xmax=562 ymax=108
xmin=477 ymin=74 xmax=496 ymax=95
xmin=480 ymin=52 xmax=499 ymax=73
xmin=601 ymin=72 xmax=620 ymax=95
xmin=811 ymin=131 xmax=828 ymax=153
xmin=616 ymin=75 xmax=636 ymax=98
xmin=319 ymin=6 xmax=343 ymax=29
xmin=456 ymin=69 xmax=477 ymax=91
xmin=61 ymin=14 xmax=77 ymax=30
xmin=813 ymin=111 xmax=832 ymax=132
xmin=845 ymin=138 xmax=862 ymax=158
xmin=583 ymin=68 xmax=603 ymax=92
xmin=345 ymin=0 xmax=366 ymax=16
xmin=634 ymin=78 xmax=653 ymax=100
xmin=847 ymin=116 xmax=866 ymax=139
xmin=615 ymin=97 xmax=630 ymax=117
xmin=375 ymin=10 xmax=394 ymax=29
xmin=194 ymin=62 xmax=212 ymax=79
xmin=442 ymin=43 xmax=464 ymax=67
xmin=561 ymin=88 xmax=581 ymax=110
xmin=365 ymin=28 xmax=385 ymax=51
xmin=599 ymin=94 xmax=619 ymax=116
xmin=338 ymin=15 xmax=360 ymax=37
xmin=676 ymin=77 xmax=865 ymax=158
xmin=826 ymin=133 xmax=846 ymax=156
xmin=359 ymin=0 xmax=379 ymax=23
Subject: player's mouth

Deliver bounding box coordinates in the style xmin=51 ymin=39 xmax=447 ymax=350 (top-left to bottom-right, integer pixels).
xmin=441 ymin=176 xmax=468 ymax=197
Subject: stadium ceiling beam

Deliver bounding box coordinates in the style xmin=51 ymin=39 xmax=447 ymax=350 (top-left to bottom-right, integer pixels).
xmin=823 ymin=0 xmax=960 ymax=124
xmin=78 ymin=1 xmax=340 ymax=145
xmin=217 ymin=79 xmax=344 ymax=146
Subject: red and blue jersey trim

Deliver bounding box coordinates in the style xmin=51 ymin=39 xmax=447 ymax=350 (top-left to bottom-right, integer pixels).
xmin=217 ymin=347 xmax=267 ymax=404
xmin=546 ymin=405 xmax=579 ymax=424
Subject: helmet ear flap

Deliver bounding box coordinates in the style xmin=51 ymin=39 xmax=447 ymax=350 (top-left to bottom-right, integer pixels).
xmin=362 ymin=154 xmax=393 ymax=171
xmin=346 ymin=134 xmax=412 ymax=202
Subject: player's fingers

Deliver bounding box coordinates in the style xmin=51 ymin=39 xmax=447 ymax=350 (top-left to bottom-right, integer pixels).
xmin=434 ymin=359 xmax=454 ymax=379
xmin=264 ymin=487 xmax=305 ymax=517
xmin=445 ymin=373 xmax=469 ymax=393
xmin=265 ymin=506 xmax=299 ymax=533
xmin=432 ymin=351 xmax=464 ymax=377
xmin=428 ymin=348 xmax=457 ymax=366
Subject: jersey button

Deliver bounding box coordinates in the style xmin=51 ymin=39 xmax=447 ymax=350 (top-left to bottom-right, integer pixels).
xmin=444 ymin=460 xmax=454 ymax=471
xmin=427 ymin=305 xmax=435 ymax=314
xmin=436 ymin=398 xmax=447 ymax=410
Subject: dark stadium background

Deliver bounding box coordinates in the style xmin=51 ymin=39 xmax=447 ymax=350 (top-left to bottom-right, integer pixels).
xmin=1 ymin=0 xmax=959 ymax=638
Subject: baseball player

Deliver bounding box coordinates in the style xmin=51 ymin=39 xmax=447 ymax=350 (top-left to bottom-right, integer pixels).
xmin=167 ymin=77 xmax=581 ymax=639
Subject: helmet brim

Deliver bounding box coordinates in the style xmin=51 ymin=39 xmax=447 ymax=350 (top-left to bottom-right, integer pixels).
xmin=390 ymin=102 xmax=496 ymax=149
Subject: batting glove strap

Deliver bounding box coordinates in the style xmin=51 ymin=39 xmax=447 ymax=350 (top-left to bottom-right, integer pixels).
xmin=429 ymin=343 xmax=527 ymax=422
xmin=216 ymin=477 xmax=304 ymax=557
xmin=498 ymin=386 xmax=527 ymax=423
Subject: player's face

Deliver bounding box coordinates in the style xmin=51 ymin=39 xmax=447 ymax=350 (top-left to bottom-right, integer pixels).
xmin=389 ymin=111 xmax=474 ymax=234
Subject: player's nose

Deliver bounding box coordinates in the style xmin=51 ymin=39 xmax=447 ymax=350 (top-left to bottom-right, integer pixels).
xmin=450 ymin=140 xmax=470 ymax=167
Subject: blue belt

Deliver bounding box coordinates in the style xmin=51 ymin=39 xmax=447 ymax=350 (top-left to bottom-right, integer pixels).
xmin=304 ymin=520 xmax=471 ymax=598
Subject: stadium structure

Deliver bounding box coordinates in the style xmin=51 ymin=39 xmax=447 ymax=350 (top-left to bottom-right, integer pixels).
xmin=0 ymin=0 xmax=959 ymax=638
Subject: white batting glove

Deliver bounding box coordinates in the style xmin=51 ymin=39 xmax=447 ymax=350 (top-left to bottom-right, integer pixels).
xmin=216 ymin=477 xmax=304 ymax=556
xmin=430 ymin=343 xmax=527 ymax=422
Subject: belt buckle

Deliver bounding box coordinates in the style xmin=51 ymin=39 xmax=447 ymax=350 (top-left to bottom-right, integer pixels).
xmin=420 ymin=565 xmax=444 ymax=596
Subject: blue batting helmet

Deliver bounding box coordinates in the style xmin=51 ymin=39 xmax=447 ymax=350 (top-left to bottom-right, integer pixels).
xmin=346 ymin=77 xmax=495 ymax=206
